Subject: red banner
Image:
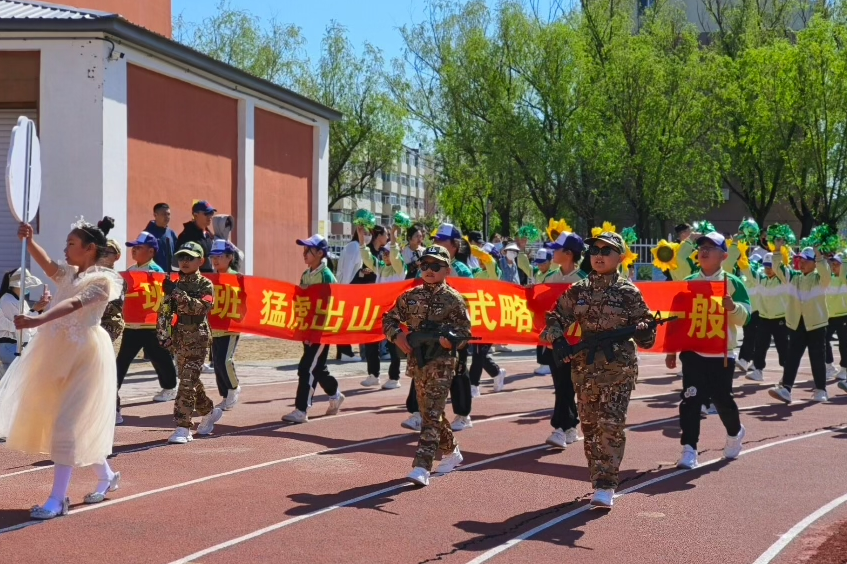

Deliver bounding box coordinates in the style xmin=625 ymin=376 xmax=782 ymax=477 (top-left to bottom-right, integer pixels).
xmin=121 ymin=273 xmax=729 ymax=354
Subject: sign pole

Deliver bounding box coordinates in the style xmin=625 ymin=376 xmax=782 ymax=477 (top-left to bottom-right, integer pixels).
xmin=16 ymin=121 xmax=33 ymax=356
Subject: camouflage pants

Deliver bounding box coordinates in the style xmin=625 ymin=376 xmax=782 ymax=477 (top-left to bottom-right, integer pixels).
xmin=173 ymin=327 xmax=213 ymax=429
xmin=575 ymin=379 xmax=633 ymax=490
xmin=411 ymin=357 xmax=457 ymax=471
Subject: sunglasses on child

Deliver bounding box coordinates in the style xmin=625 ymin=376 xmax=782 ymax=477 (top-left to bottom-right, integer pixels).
xmin=419 ymin=261 xmax=446 ymax=272
xmin=588 ymin=245 xmax=619 ymax=256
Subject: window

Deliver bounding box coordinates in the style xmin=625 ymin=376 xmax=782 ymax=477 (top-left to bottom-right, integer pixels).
xmin=330 ymin=212 xmax=343 ymax=223
xmin=390 ymin=172 xmax=397 ymax=182
xmin=400 ymin=196 xmax=407 ymax=206
xmin=401 ymin=175 xmax=408 ymax=186
xmin=410 ymin=177 xmax=417 ymax=189
xmin=414 ymin=154 xmax=419 ymax=167
xmin=381 ymin=215 xmax=390 ymax=226
xmin=372 ymin=190 xmax=380 ymax=202
xmin=382 ymin=193 xmax=391 ymax=204
xmin=405 ymin=152 xmax=411 ymax=166
xmin=419 ymin=179 xmax=425 ymax=192
xmin=342 ymin=211 xmax=353 ymax=222
xmin=390 ymin=195 xmax=398 ymax=205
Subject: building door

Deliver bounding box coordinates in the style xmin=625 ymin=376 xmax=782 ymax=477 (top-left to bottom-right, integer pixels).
xmin=0 ymin=110 xmax=37 ymax=275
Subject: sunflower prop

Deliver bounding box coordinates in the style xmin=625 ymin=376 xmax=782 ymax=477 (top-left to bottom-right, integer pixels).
xmin=738 ymin=218 xmax=760 ymax=245
xmin=800 ymin=225 xmax=841 ymax=255
xmin=621 ymin=245 xmax=639 ymax=271
xmin=692 ymin=220 xmax=716 ymax=235
xmin=651 ymin=240 xmax=680 ymax=271
xmin=546 ymin=218 xmax=573 ymax=242
xmin=517 ymin=225 xmax=541 ymax=242
xmin=470 ymin=243 xmax=495 ymax=266
xmin=591 ymin=221 xmax=617 ymax=238
xmin=353 ymin=209 xmax=376 ymax=229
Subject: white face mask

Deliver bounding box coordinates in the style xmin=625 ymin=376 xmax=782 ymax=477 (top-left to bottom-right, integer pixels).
xmin=506 ymin=250 xmax=518 ymax=261
xmin=363 ymin=234 xmax=372 ymax=245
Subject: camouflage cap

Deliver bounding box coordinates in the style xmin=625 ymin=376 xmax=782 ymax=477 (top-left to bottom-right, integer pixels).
xmin=175 ymin=241 xmax=205 ymax=258
xmin=420 ymin=244 xmax=451 ymax=265
xmin=585 ymin=231 xmax=624 ymax=253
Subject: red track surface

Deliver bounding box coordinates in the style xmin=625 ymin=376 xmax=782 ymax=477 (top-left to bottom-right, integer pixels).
xmin=1 ymin=350 xmax=846 ymax=564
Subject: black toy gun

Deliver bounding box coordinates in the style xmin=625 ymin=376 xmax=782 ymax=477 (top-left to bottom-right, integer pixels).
xmin=552 ymin=313 xmax=678 ymax=367
xmin=407 ymin=320 xmax=480 ymax=367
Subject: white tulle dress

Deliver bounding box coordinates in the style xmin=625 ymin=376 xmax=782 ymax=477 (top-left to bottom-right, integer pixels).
xmin=0 ymin=263 xmax=122 ymax=467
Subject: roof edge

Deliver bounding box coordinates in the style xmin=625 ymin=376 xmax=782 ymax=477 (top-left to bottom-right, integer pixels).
xmin=0 ymin=17 xmax=343 ymax=122
xmin=13 ymin=0 xmax=115 ymax=17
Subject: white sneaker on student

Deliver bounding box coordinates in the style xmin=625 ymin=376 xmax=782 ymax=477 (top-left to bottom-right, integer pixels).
xmin=153 ymin=388 xmax=177 ymax=402
xmin=590 ymin=488 xmax=614 ymax=509
xmin=564 ymin=427 xmax=579 ymax=444
xmin=493 ymin=369 xmax=507 ymax=392
xmin=545 ymin=428 xmax=567 ymax=448
xmin=282 ymin=409 xmax=309 ymax=423
xmin=534 ymin=365 xmax=551 ymax=375
xmin=326 ymin=393 xmax=345 ymax=416
xmin=382 ymin=379 xmax=401 ymax=390
xmin=219 ymin=387 xmax=241 ymax=411
xmin=197 ymin=408 xmax=223 ymax=435
xmin=451 ymin=415 xmax=472 ymax=431
xmin=401 ymin=412 xmax=422 ymax=431
xmin=826 ymin=364 xmax=838 ymax=379
xmin=724 ymin=425 xmax=745 ymax=459
xmin=812 ymin=389 xmax=829 ymax=402
xmin=746 ymin=369 xmax=764 ymax=382
xmin=202 ymin=363 xmax=215 ymax=374
xmin=435 ymin=447 xmax=463 ymax=474
xmin=836 ymin=368 xmax=847 ymax=381
xmin=168 ymin=427 xmax=193 ymax=444
xmin=408 ymin=467 xmax=430 ymax=486
xmin=470 ymin=385 xmax=481 ymax=398
xmin=768 ymin=385 xmax=792 ymax=404
xmin=736 ymin=358 xmax=749 ymax=372
xmin=677 ymin=445 xmax=698 ymax=469
xmin=360 ymin=375 xmax=381 ymax=387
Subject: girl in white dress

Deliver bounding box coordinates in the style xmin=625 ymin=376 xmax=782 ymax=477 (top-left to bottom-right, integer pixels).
xmin=0 ymin=220 xmax=123 ymax=519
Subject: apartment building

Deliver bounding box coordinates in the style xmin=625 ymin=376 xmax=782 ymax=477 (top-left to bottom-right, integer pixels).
xmin=329 ymin=146 xmax=432 ymax=237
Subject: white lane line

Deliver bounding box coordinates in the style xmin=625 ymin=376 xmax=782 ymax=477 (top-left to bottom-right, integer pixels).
xmin=164 ymin=414 xmax=684 ymax=564
xmin=464 ymin=425 xmax=844 ymax=564
xmin=752 ymin=492 xmax=847 ymax=564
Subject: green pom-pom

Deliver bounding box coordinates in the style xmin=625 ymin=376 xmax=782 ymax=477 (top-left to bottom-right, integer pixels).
xmin=738 ymin=218 xmax=760 ymax=244
xmin=803 ymin=225 xmax=841 ymax=254
xmin=767 ymin=224 xmax=796 ymax=246
xmin=394 ymin=212 xmax=412 ymax=229
xmin=518 ymin=225 xmax=541 ymax=242
xmin=353 ymin=209 xmax=376 ymax=228
xmin=693 ymin=220 xmax=716 ymax=234
xmin=621 ymin=226 xmax=638 ymax=247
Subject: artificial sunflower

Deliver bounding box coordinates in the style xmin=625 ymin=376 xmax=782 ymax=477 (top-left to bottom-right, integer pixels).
xmin=470 ymin=243 xmax=495 ymax=265
xmin=591 ymin=221 xmax=617 ymax=238
xmin=621 ymin=244 xmax=639 ymax=271
xmin=546 ymin=218 xmax=573 ymax=242
xmin=651 ymin=240 xmax=680 ymax=271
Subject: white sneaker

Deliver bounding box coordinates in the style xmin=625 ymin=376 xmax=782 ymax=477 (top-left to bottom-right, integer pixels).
xmin=338 ymin=355 xmax=361 ymax=363
xmin=219 ymin=387 xmax=241 ymax=411
xmin=470 ymin=385 xmax=481 ymax=398
xmin=677 ymin=445 xmax=698 ymax=469
xmin=812 ymin=389 xmax=829 ymax=402
xmin=401 ymin=412 xmax=422 ymax=431
xmin=737 ymin=358 xmax=749 ymax=372
xmin=564 ymin=427 xmax=579 ymax=444
xmin=826 ymin=364 xmax=838 ymax=379
xmin=435 ymin=447 xmax=463 ymax=474
xmin=202 ymin=363 xmax=215 ymax=374
xmin=282 ymin=409 xmax=309 ymax=423
xmin=746 ymin=369 xmax=764 ymax=382
xmin=326 ymin=393 xmax=345 ymax=416
xmin=408 ymin=467 xmax=430 ymax=486
xmin=724 ymin=425 xmax=746 ymax=459
xmin=768 ymin=385 xmax=792 ymax=404
xmin=836 ymin=368 xmax=847 ymax=381
xmin=589 ymin=488 xmax=614 ymax=509
xmin=493 ymin=345 xmax=511 ymax=353
xmin=545 ymin=428 xmax=567 ymax=448
xmin=839 ymin=380 xmax=847 ymax=394
xmin=534 ymin=365 xmax=552 ymax=375
xmin=168 ymin=427 xmax=193 ymax=444
xmin=115 ymin=410 xmax=123 ymax=425
xmin=197 ymin=408 xmax=223 ymax=435
xmin=382 ymin=379 xmax=401 ymax=390
xmin=360 ymin=375 xmax=381 ymax=387
xmin=152 ymin=388 xmax=177 ymax=402
xmin=493 ymin=369 xmax=506 ymax=392
xmin=705 ymin=404 xmax=717 ymax=415
xmin=700 ymin=404 xmax=709 ymax=416
xmin=451 ymin=415 xmax=472 ymax=431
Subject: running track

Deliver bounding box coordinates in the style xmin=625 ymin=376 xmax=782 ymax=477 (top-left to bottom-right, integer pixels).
xmin=1 ymin=348 xmax=846 ymax=564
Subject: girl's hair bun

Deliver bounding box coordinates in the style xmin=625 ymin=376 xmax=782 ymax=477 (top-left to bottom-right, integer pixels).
xmin=97 ymin=216 xmax=116 ymax=236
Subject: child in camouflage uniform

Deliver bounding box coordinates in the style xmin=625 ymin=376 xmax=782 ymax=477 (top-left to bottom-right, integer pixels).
xmin=98 ymin=239 xmax=128 ymax=424
xmin=383 ymin=245 xmax=473 ymax=487
xmin=158 ymin=241 xmax=221 ymax=444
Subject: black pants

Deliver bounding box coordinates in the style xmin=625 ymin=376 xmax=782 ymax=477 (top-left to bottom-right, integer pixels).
xmin=679 ymin=352 xmax=741 ymax=448
xmin=825 ymin=315 xmax=847 ymax=367
xmin=212 ymin=335 xmax=239 ymax=398
xmin=363 ymin=343 xmax=381 ymax=377
xmin=387 ymin=342 xmax=401 ymax=381
xmin=738 ymin=311 xmax=758 ymax=362
xmin=116 ymin=328 xmax=178 ymax=393
xmin=406 ymin=348 xmax=471 ymax=416
xmin=469 ymin=344 xmax=500 ymax=386
xmin=295 ymin=343 xmax=339 ymax=412
xmin=536 ymin=346 xmax=553 ymax=365
xmin=781 ymin=319 xmax=827 ymax=391
xmin=753 ymin=317 xmax=788 ymax=370
xmin=550 ymin=362 xmax=579 ymax=431
xmin=336 ymin=344 xmax=355 ymax=359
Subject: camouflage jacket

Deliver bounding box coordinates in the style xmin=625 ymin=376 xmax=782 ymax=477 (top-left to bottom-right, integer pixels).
xmin=542 ymin=272 xmax=656 ymax=386
xmin=382 ymin=281 xmax=472 ymax=368
xmin=100 ymin=278 xmax=128 ymax=342
xmin=156 ymin=273 xmax=214 ymax=342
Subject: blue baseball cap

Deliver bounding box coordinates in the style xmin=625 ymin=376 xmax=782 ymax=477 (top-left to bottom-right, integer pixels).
xmin=209 ymin=239 xmax=237 ymax=256
xmin=696 ymin=232 xmax=728 ymax=252
xmin=799 ymin=247 xmax=816 ymax=261
xmin=296 ymin=234 xmax=328 ymax=251
xmin=192 ymin=200 xmax=217 ymax=215
xmin=125 ymin=231 xmax=159 ymax=252
xmin=829 ymin=253 xmax=843 ymax=265
xmin=434 ymin=223 xmax=462 ymax=242
xmin=534 ymin=248 xmax=552 ymax=264
xmin=549 ymin=232 xmax=584 ymax=254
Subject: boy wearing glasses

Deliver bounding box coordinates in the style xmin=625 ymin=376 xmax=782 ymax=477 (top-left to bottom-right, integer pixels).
xmin=542 ymin=232 xmax=656 ymax=509
xmin=383 ymin=245 xmax=473 ymax=487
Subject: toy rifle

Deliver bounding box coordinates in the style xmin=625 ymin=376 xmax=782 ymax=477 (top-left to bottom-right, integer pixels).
xmin=156 ymin=275 xmax=178 ymax=348
xmin=407 ymin=320 xmax=480 ymax=367
xmin=552 ymin=313 xmax=678 ymax=367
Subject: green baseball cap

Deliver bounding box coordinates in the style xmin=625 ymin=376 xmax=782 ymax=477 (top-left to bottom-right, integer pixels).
xmin=175 ymin=241 xmax=205 ymax=259
xmin=420 ymin=244 xmax=451 ymax=265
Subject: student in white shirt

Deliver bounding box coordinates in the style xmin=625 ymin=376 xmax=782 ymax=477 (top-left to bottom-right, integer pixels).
xmin=0 ymin=269 xmax=50 ymax=375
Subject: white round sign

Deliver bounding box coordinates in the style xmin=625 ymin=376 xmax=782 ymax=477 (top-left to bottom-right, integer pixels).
xmin=5 ymin=116 xmax=41 ymax=223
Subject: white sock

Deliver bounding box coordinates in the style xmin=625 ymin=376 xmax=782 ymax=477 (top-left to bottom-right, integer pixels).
xmin=92 ymin=461 xmax=115 ymax=495
xmin=45 ymin=464 xmax=73 ymax=513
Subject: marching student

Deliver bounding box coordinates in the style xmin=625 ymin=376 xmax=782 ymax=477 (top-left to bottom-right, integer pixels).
xmin=359 ymin=225 xmax=407 ymax=390
xmin=825 ymin=253 xmax=847 ymax=382
xmin=356 ymin=224 xmax=389 ymax=388
xmin=115 ymin=232 xmax=178 ymax=411
xmin=0 ymin=221 xmax=123 ymax=518
xmin=210 ymin=239 xmax=242 ymax=410
xmin=0 ymin=268 xmax=50 ymax=378
xmin=401 ymin=224 xmax=425 ymax=280
xmin=666 ymin=233 xmax=751 ymax=470
xmin=743 ymin=253 xmax=788 ymax=382
xmin=281 ymin=234 xmax=345 ymax=424
xmin=531 ymin=248 xmax=559 ymax=376
xmin=769 ymin=243 xmax=832 ymax=403
xmin=465 ymin=240 xmax=506 ymax=396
